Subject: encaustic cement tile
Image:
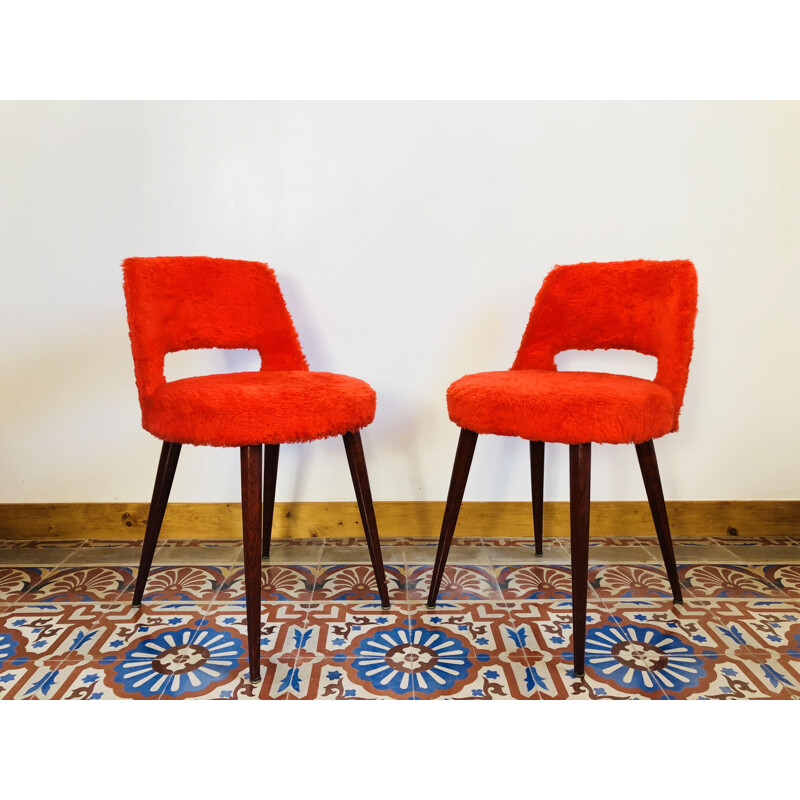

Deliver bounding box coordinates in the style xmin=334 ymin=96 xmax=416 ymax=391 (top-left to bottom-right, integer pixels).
xmin=762 ymin=564 xmax=800 ymax=597
xmin=496 ymin=565 xmax=574 ymax=600
xmin=312 ymin=564 xmax=405 ymax=604
xmin=602 ymin=600 xmax=800 ymax=699
xmin=288 ymin=609 xmax=536 ymax=700
xmin=115 ymin=565 xmax=228 ymax=603
xmin=22 ymin=566 xmax=135 ymax=603
xmin=0 ymin=567 xmax=53 ymax=602
xmin=678 ymin=564 xmax=785 ymax=599
xmin=405 ymin=565 xmax=502 ymax=601
xmin=216 ymin=565 xmax=316 ymax=602
xmin=588 ymin=564 xmax=674 ymax=599
xmin=496 ymin=601 xmax=673 ymax=699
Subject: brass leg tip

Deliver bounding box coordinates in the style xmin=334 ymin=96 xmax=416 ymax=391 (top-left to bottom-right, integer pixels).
xmin=574 ymin=671 xmax=585 ymax=679
xmin=425 ymin=604 xmax=436 ymax=610
xmin=381 ymin=605 xmax=391 ymax=610
xmin=249 ymin=675 xmax=262 ymax=684
xmin=131 ymin=602 xmax=142 ymax=608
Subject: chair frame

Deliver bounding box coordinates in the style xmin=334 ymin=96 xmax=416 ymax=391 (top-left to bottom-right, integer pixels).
xmin=426 ymin=429 xmax=682 ymax=677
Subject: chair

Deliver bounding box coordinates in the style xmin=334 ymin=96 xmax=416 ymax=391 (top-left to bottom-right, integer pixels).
xmin=427 ymin=259 xmax=698 ymax=677
xmin=123 ymin=256 xmax=390 ymax=682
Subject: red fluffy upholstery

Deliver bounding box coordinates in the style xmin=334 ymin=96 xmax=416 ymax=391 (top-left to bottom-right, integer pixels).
xmin=123 ymin=256 xmax=376 ymax=446
xmin=447 ymin=259 xmax=697 ymax=445
xmin=144 ymin=371 xmax=376 ymax=446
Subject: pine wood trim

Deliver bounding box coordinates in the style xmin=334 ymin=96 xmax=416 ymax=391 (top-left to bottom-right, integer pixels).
xmin=0 ymin=501 xmax=798 ymax=541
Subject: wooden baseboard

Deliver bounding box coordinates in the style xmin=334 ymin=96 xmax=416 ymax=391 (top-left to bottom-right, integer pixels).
xmin=0 ymin=501 xmax=797 ymax=541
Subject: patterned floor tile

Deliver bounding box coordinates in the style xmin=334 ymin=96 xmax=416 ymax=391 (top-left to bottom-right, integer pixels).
xmin=0 ymin=657 xmax=81 ymax=700
xmin=679 ymin=564 xmax=784 ymax=598
xmin=589 ymin=564 xmax=674 ymax=599
xmin=496 ymin=564 xmax=573 ymax=600
xmin=23 ymin=566 xmax=135 ymax=602
xmin=0 ymin=567 xmax=52 ymax=602
xmin=216 ymin=565 xmax=316 ymax=601
xmin=121 ymin=565 xmax=228 ymax=603
xmin=313 ymin=564 xmax=405 ymax=604
xmin=406 ymin=565 xmax=502 ymax=601
xmin=3 ymin=535 xmax=800 ymax=699
xmin=502 ymin=601 xmax=666 ymax=699
xmin=763 ymin=564 xmax=800 ymax=597
xmin=606 ymin=600 xmax=800 ymax=699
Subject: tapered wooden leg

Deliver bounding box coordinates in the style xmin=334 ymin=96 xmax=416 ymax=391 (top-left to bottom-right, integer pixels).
xmin=344 ymin=431 xmax=390 ymax=608
xmin=530 ymin=441 xmax=545 ymax=556
xmin=427 ymin=428 xmax=479 ymax=608
xmin=262 ymin=444 xmax=280 ymax=559
xmin=636 ymin=439 xmax=683 ymax=603
xmin=569 ymin=443 xmax=591 ymax=677
xmin=240 ymin=444 xmax=263 ymax=682
xmin=132 ymin=441 xmax=181 ymax=606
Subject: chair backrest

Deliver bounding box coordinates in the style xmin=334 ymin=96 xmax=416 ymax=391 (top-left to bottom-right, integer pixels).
xmin=512 ymin=259 xmax=698 ymax=429
xmin=123 ymin=256 xmax=308 ymax=404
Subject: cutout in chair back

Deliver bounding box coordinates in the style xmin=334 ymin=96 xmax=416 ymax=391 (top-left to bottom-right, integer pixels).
xmin=164 ymin=348 xmax=262 ymax=383
xmin=555 ymin=349 xmax=658 ymax=381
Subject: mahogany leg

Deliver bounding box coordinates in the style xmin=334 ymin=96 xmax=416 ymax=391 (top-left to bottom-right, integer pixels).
xmin=132 ymin=441 xmax=181 ymax=606
xmin=530 ymin=441 xmax=545 ymax=556
xmin=344 ymin=431 xmax=390 ymax=608
xmin=240 ymin=444 xmax=263 ymax=682
xmin=262 ymin=444 xmax=280 ymax=559
xmin=426 ymin=428 xmax=479 ymax=608
xmin=569 ymin=443 xmax=591 ymax=677
xmin=636 ymin=439 xmax=683 ymax=603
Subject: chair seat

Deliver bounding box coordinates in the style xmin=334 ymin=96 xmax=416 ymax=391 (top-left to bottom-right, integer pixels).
xmin=446 ymin=370 xmax=676 ymax=444
xmin=142 ymin=371 xmax=376 ymax=446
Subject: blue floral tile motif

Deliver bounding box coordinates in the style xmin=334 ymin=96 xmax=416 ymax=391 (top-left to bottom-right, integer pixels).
xmin=349 ymin=625 xmax=473 ymax=696
xmin=584 ymin=624 xmax=709 ymax=695
xmin=113 ymin=627 xmax=244 ymax=698
xmin=0 ymin=633 xmax=19 ymax=664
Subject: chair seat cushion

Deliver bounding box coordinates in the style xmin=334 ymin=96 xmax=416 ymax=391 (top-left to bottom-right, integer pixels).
xmin=142 ymin=371 xmax=376 ymax=446
xmin=446 ymin=370 xmax=676 ymax=444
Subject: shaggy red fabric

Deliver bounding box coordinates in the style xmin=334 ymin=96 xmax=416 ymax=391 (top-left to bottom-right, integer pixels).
xmin=123 ymin=256 xmax=376 ymax=446
xmin=447 ymin=259 xmax=697 ymax=445
xmin=144 ymin=371 xmax=376 ymax=446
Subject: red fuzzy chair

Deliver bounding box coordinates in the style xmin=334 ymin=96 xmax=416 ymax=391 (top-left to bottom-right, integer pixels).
xmin=123 ymin=256 xmax=390 ymax=682
xmin=427 ymin=259 xmax=698 ymax=677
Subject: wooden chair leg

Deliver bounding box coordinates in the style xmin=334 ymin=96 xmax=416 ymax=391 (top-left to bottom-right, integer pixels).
xmin=569 ymin=443 xmax=591 ymax=677
xmin=530 ymin=440 xmax=545 ymax=556
xmin=262 ymin=444 xmax=280 ymax=559
xmin=427 ymin=428 xmax=479 ymax=608
xmin=344 ymin=431 xmax=390 ymax=608
xmin=636 ymin=439 xmax=683 ymax=603
xmin=132 ymin=441 xmax=181 ymax=606
xmin=240 ymin=444 xmax=263 ymax=682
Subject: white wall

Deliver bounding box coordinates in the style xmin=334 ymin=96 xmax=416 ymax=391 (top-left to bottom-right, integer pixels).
xmin=1 ymin=101 xmax=798 ymax=504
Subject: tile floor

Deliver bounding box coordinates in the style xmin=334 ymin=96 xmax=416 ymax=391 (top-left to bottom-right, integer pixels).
xmin=2 ymin=535 xmax=800 ymax=700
